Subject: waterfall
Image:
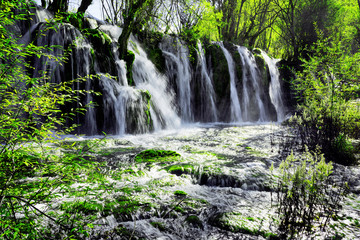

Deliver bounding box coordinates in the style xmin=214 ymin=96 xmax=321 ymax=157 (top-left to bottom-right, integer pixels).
xmin=21 ymin=5 xmax=288 ymax=136
xmin=113 ymin=44 xmax=128 ymax=86
xmin=196 ymin=40 xmax=217 ymax=122
xmin=217 ymin=42 xmax=242 ymax=122
xmin=237 ymin=46 xmax=267 ymax=122
xmin=31 ymin=22 xmax=98 ymax=134
xmin=261 ymin=51 xmax=285 ymax=121
xmin=160 ymin=37 xmax=192 ymax=122
xmin=131 ymin=39 xmax=181 ymax=130
xmin=99 ymin=75 xmax=151 ymax=135
xmin=99 ymin=75 xmax=127 ymax=135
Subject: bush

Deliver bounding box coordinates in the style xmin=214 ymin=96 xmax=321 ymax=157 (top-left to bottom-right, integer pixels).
xmin=0 ymin=1 xmax=102 ymax=238
xmin=275 ymin=148 xmax=348 ymax=238
xmin=289 ymin=37 xmax=360 ymax=165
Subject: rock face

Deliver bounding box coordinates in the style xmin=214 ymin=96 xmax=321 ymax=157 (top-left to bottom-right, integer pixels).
xmin=16 ymin=4 xmax=289 ymax=135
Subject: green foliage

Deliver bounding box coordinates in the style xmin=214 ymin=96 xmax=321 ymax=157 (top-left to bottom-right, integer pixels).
xmin=191 ymin=1 xmax=223 ymax=41
xmin=289 ymin=37 xmax=360 ymax=164
xmin=275 ymin=148 xmax=348 ymax=238
xmin=0 ymin=1 xmax=105 ymax=238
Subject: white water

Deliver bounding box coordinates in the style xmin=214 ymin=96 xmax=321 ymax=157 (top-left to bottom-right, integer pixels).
xmin=29 ymin=6 xmax=286 ymax=136
xmin=99 ymin=75 xmax=127 ymax=135
xmin=217 ymin=42 xmax=242 ymax=122
xmin=237 ymin=46 xmax=267 ymax=122
xmin=112 ymin=43 xmax=128 ymax=86
xmin=131 ymin=38 xmax=181 ymax=130
xmin=196 ymin=40 xmax=218 ymax=122
xmin=261 ymin=51 xmax=286 ymax=121
xmin=160 ymin=37 xmax=192 ymax=122
xmin=99 ymin=75 xmax=151 ymax=135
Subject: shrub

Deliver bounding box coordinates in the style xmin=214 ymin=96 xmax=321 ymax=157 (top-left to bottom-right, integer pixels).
xmin=0 ymin=1 xmax=102 ymax=238
xmin=289 ymin=38 xmax=360 ymax=165
xmin=275 ymin=148 xmax=348 ymax=238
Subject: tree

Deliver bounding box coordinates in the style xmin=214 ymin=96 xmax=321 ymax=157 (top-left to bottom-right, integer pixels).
xmin=48 ymin=0 xmax=69 ymax=13
xmin=77 ymin=0 xmax=94 ymax=14
xmin=0 ymin=1 xmax=104 ymax=238
xmin=273 ymin=0 xmax=332 ymax=60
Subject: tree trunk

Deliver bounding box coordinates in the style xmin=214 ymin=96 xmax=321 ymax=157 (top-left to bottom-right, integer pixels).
xmin=48 ymin=0 xmax=68 ymax=13
xmin=77 ymin=0 xmax=93 ymax=14
xmin=117 ymin=0 xmax=147 ymax=85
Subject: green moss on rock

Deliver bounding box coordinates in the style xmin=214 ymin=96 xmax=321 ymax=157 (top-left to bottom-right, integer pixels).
xmin=207 ymin=44 xmax=230 ymax=101
xmin=150 ymin=221 xmax=166 ymax=231
xmin=135 ymin=149 xmax=181 ymax=163
xmin=185 ymin=215 xmax=203 ymax=228
xmin=174 ymin=190 xmax=188 ymax=197
xmin=165 ymin=164 xmax=195 ymax=176
xmin=124 ymin=50 xmax=135 ymax=86
xmin=211 ymin=212 xmax=277 ymax=238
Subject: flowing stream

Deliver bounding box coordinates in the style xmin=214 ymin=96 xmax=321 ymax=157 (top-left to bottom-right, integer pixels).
xmin=52 ymin=123 xmax=360 ymax=240
xmin=8 ymin=4 xmax=360 ymax=239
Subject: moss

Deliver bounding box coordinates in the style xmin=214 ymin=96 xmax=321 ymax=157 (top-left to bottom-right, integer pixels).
xmin=183 ymin=198 xmax=208 ymax=209
xmin=135 ymin=149 xmax=181 ymax=163
xmin=185 ymin=215 xmax=203 ymax=228
xmin=207 ymin=44 xmax=230 ymax=101
xmin=148 ymin=48 xmax=166 ymax=73
xmin=150 ymin=221 xmax=166 ymax=231
xmin=140 ymin=89 xmax=153 ymax=129
xmin=136 ymin=30 xmax=166 ymax=73
xmin=82 ymin=28 xmax=115 ymax=74
xmin=211 ymin=212 xmax=277 ymax=238
xmin=253 ymin=51 xmax=269 ymax=87
xmin=174 ymin=190 xmax=188 ymax=197
xmin=233 ymin=49 xmax=243 ymax=87
xmin=174 ymin=206 xmax=185 ymax=213
xmin=125 ymin=50 xmax=135 ymax=86
xmin=165 ymin=164 xmax=195 ymax=176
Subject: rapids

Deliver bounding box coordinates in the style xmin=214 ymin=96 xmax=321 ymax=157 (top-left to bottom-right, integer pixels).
xmin=56 ymin=123 xmax=360 ymax=239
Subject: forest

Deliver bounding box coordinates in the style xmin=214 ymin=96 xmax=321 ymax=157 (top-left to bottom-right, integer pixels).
xmin=1 ymin=0 xmax=360 ymax=239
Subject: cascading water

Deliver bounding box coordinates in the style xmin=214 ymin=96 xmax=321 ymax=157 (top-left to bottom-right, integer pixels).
xmin=99 ymin=75 xmax=127 ymax=134
xmin=196 ymin=40 xmax=218 ymax=122
xmin=31 ymin=21 xmax=98 ymax=134
xmin=25 ymin=4 xmax=287 ymax=136
xmin=113 ymin=44 xmax=128 ymax=86
xmin=261 ymin=50 xmax=286 ymax=121
xmin=217 ymin=42 xmax=242 ymax=122
xmin=99 ymin=75 xmax=150 ymax=135
xmin=237 ymin=46 xmax=267 ymax=122
xmin=160 ymin=37 xmax=192 ymax=122
xmin=130 ymin=39 xmax=181 ymax=130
